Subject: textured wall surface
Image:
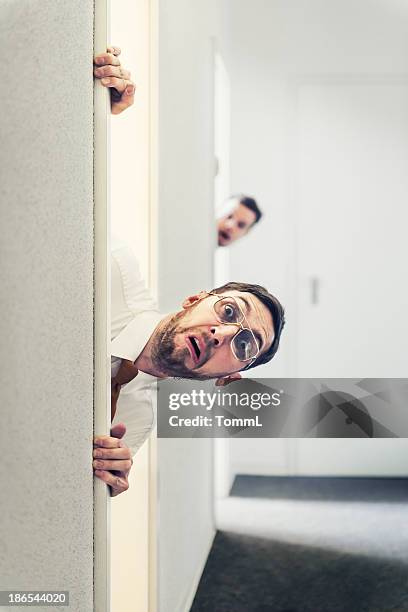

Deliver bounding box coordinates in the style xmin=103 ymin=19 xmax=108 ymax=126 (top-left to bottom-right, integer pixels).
xmin=0 ymin=1 xmax=94 ymax=610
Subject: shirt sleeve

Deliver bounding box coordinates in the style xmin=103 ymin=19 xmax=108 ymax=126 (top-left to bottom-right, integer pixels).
xmin=111 ymin=243 xmax=157 ymax=315
xmin=111 ymin=382 xmax=156 ymax=457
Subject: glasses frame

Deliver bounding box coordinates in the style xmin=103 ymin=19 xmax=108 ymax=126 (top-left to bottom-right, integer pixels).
xmin=206 ymin=292 xmax=260 ymax=364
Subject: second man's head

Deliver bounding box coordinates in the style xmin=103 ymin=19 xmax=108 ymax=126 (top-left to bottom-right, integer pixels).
xmin=217 ymin=195 xmax=262 ymax=247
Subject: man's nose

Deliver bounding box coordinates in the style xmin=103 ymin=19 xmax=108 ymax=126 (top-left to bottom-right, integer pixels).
xmin=210 ymin=325 xmax=236 ymax=347
xmin=224 ymin=218 xmax=235 ymax=230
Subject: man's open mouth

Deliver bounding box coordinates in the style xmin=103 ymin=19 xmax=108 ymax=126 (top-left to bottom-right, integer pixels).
xmin=186 ymin=335 xmax=202 ymax=365
xmin=219 ymin=230 xmax=230 ymax=243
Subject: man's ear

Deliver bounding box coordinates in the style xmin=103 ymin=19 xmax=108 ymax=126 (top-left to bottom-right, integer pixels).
xmin=215 ymin=372 xmax=242 ymax=387
xmin=182 ymin=291 xmax=208 ymax=309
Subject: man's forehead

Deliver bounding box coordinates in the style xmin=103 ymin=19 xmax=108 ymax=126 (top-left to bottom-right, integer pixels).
xmin=222 ymin=290 xmax=274 ymax=349
xmin=218 ymin=197 xmax=240 ymax=219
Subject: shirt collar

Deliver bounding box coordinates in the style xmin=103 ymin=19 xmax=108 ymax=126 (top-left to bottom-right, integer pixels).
xmin=111 ymin=310 xmax=162 ymax=363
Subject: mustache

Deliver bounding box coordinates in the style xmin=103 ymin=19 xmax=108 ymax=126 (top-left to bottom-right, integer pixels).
xmin=178 ymin=327 xmax=213 ymax=367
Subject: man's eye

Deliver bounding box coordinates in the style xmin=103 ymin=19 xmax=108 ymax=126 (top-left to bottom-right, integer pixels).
xmin=223 ymin=303 xmax=238 ymax=322
xmin=238 ymin=222 xmax=246 ymax=229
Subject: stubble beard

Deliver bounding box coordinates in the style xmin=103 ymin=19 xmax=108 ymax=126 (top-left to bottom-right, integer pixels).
xmin=151 ymin=310 xmax=214 ymax=381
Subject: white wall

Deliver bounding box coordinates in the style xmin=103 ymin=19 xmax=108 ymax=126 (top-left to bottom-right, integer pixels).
xmin=0 ymin=1 xmax=94 ymax=609
xmin=223 ymin=0 xmax=408 ymax=479
xmin=156 ymin=1 xmax=224 ymax=610
xmin=110 ymin=0 xmax=153 ymax=280
xmin=110 ymin=2 xmax=154 ymax=611
xmin=157 ymin=0 xmax=217 ymax=311
xmin=158 ymin=439 xmax=214 ymax=612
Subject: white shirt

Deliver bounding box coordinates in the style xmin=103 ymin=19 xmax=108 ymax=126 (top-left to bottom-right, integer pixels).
xmin=111 ymin=242 xmax=162 ymax=456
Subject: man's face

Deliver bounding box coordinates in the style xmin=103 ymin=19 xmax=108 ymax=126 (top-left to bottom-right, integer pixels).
xmin=217 ymin=203 xmax=257 ymax=247
xmin=151 ymin=290 xmax=274 ymax=380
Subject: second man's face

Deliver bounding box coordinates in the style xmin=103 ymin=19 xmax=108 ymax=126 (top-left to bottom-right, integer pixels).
xmin=217 ymin=203 xmax=257 ymax=246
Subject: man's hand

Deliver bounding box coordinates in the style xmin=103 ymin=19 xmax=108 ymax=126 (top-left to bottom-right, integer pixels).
xmin=93 ymin=422 xmax=133 ymax=497
xmin=93 ymin=46 xmax=135 ymax=115
xmin=215 ymin=372 xmax=242 ymax=386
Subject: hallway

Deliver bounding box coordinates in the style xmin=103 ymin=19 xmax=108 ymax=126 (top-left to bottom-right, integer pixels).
xmin=191 ymin=476 xmax=408 ymax=612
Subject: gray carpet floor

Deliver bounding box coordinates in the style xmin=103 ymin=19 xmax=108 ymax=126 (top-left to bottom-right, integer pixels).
xmin=190 ymin=476 xmax=408 ymax=612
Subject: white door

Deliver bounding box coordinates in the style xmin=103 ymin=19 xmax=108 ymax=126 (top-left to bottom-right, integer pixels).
xmin=295 ymin=81 xmax=408 ymax=475
xmin=297 ymin=81 xmax=408 ymax=379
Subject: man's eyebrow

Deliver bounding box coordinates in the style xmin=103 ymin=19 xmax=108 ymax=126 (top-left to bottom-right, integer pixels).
xmin=237 ymin=296 xmax=265 ymax=350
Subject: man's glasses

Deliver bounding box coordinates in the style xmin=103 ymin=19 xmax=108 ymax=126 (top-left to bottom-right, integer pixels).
xmin=207 ymin=293 xmax=260 ymax=363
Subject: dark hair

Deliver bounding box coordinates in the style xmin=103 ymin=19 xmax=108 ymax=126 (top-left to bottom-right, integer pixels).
xmin=210 ymin=281 xmax=285 ymax=370
xmin=236 ymin=195 xmax=262 ymax=224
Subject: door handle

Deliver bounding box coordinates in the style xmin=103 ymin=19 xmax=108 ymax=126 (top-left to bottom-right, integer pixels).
xmin=311 ymin=277 xmax=319 ymax=305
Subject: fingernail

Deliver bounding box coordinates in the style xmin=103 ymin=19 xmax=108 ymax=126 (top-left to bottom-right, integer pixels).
xmin=93 ymin=460 xmax=103 ymax=468
xmin=93 ymin=449 xmax=102 ymax=458
xmin=102 ymin=78 xmax=110 ymax=85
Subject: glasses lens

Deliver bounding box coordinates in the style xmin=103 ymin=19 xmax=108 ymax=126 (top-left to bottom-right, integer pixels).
xmin=214 ymin=297 xmax=244 ymax=324
xmin=232 ymin=329 xmax=258 ymax=361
